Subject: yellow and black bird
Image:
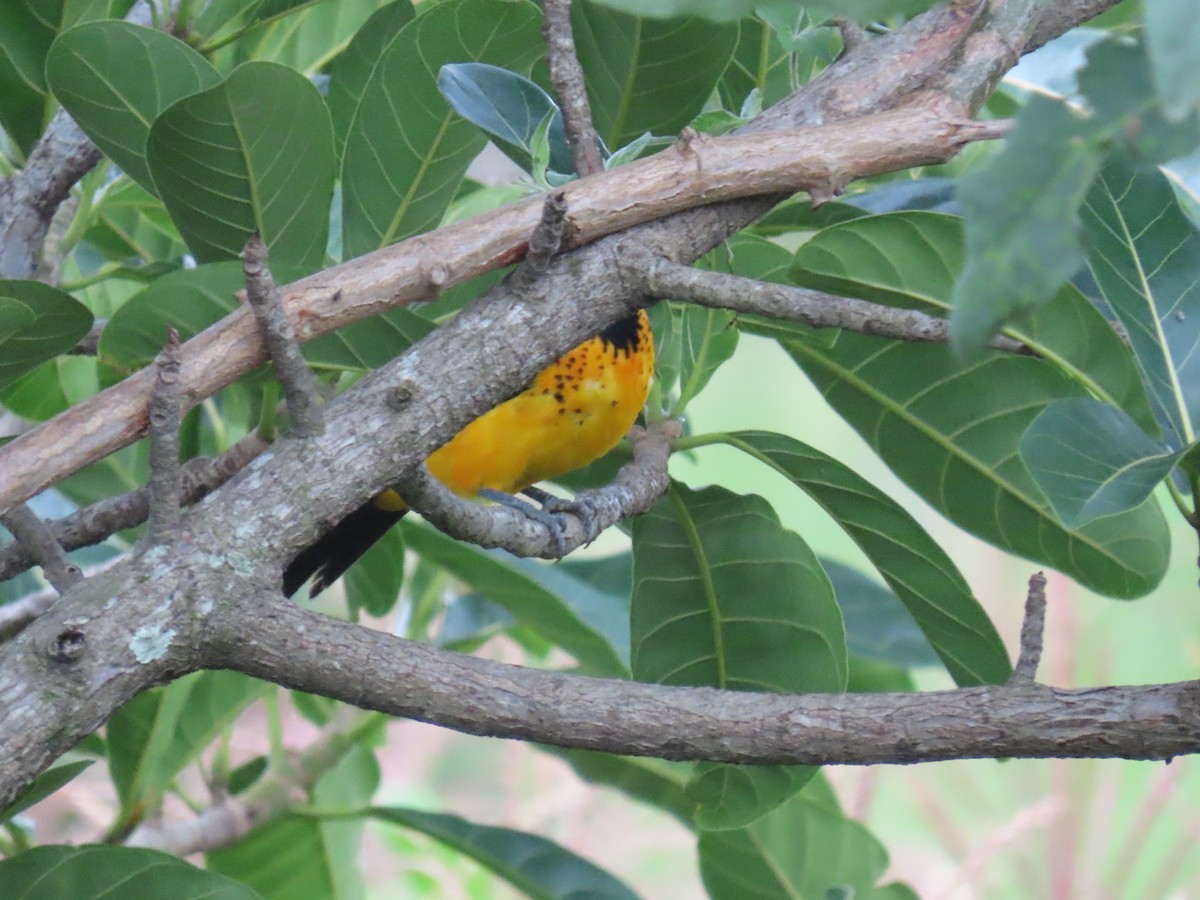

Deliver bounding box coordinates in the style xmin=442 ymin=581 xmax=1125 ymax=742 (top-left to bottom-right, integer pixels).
xmin=283 ymin=309 xmax=655 ymax=596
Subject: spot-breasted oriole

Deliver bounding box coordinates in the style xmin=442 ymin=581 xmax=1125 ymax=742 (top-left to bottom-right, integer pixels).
xmin=283 ymin=309 xmax=655 ymax=596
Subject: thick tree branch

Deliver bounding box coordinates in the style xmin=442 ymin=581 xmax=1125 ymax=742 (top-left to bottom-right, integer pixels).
xmin=0 ymin=103 xmax=996 ymax=515
xmin=634 ymin=253 xmax=1027 ymax=353
xmin=0 ymin=432 xmax=268 ymax=585
xmin=211 ymin=596 xmax=1200 ymax=766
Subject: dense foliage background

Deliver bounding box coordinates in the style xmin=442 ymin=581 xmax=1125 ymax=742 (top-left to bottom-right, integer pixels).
xmin=1 ymin=0 xmax=1199 ymax=896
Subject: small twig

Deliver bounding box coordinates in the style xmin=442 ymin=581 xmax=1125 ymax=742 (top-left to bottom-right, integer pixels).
xmin=0 ymin=431 xmax=268 ymax=585
xmin=241 ymin=234 xmax=324 ymax=437
xmin=145 ymin=329 xmax=183 ymax=542
xmin=635 ymin=252 xmax=1028 ymax=353
xmin=834 ymin=17 xmax=868 ymax=54
xmin=1008 ymin=572 xmax=1048 ymax=686
xmin=0 ymin=505 xmax=82 ymax=594
xmin=403 ymin=417 xmax=680 ymax=558
xmin=542 ymin=0 xmax=605 ymax=177
xmin=513 ymin=191 xmax=569 ymax=288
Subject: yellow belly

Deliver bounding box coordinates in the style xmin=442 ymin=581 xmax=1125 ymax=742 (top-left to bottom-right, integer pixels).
xmin=379 ymin=309 xmax=654 ymax=508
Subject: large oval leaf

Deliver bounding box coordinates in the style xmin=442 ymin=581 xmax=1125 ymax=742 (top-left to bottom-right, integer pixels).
xmin=146 ymin=61 xmax=334 ymax=271
xmin=632 ymin=483 xmax=846 ymax=828
xmin=326 ymin=0 xmax=417 ymax=161
xmin=0 ymin=281 xmax=93 ymax=391
xmin=787 ymin=335 xmax=1170 ymax=598
xmin=790 ymin=210 xmax=1156 ymax=432
xmin=572 ymin=5 xmax=739 ymax=148
xmin=340 ymin=0 xmax=541 ymax=259
xmin=632 ymin=483 xmax=846 ymax=691
xmin=712 ymin=430 xmax=1009 ymax=685
xmin=47 ymin=22 xmax=221 ymax=192
xmin=1083 ymin=153 xmax=1200 ymax=450
xmin=0 ymin=846 xmax=261 ymax=900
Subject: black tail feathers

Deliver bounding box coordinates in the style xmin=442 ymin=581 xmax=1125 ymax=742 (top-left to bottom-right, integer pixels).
xmin=283 ymin=502 xmax=407 ymax=597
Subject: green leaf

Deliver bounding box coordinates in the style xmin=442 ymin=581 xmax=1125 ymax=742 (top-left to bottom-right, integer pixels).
xmin=438 ymin=63 xmax=574 ymax=175
xmin=1146 ymin=0 xmax=1200 ymax=121
xmin=403 ymin=520 xmax=628 ymax=676
xmin=689 ymin=764 xmax=817 ymax=831
xmin=786 ymin=336 xmax=1170 ymax=598
xmin=217 ymin=0 xmax=386 ymax=75
xmin=1077 ymin=36 xmax=1200 ymax=164
xmin=582 ymin=0 xmax=758 ymax=19
xmin=790 ymin=210 xmax=1157 ymax=434
xmin=82 ymin=177 xmax=187 ymax=264
xmin=371 ymin=806 xmax=639 ymax=900
xmin=632 ymin=483 xmax=846 ymax=691
xmin=718 ymin=15 xmax=798 ymax=110
xmin=950 ymin=95 xmax=1106 ymax=354
xmin=304 ymin=305 xmax=436 ymax=372
xmin=340 ymin=0 xmax=542 ymax=258
xmin=98 ymin=263 xmax=246 ymax=373
xmin=342 ymin=526 xmax=405 ymax=617
xmin=208 ymin=745 xmax=378 ymax=900
xmin=0 ymin=356 xmax=99 ymax=421
xmin=698 ymin=793 xmax=891 ymax=900
xmin=632 ymin=484 xmax=846 ymax=826
xmin=107 ymin=672 xmax=270 ymax=818
xmin=146 ymin=61 xmax=335 ymax=270
xmin=1020 ymin=398 xmax=1180 ymax=527
xmin=0 ymin=281 xmax=93 ymax=391
xmin=537 ymin=746 xmax=696 ymax=826
xmin=671 ymin=305 xmax=739 ymax=414
xmin=0 ymin=761 xmax=93 ymax=824
xmin=194 ymin=0 xmax=318 ymax=37
xmin=0 ymin=1 xmax=58 ymax=153
xmin=713 ymin=431 xmax=1008 ymax=685
xmin=46 ymin=22 xmax=221 ymax=192
xmin=822 ymin=558 xmax=940 ymax=670
xmin=572 ymin=5 xmax=739 ymax=148
xmin=1082 ymin=154 xmax=1200 ymax=451
xmin=0 ymin=846 xmax=262 ymax=900
xmin=326 ymin=1 xmax=417 ymax=162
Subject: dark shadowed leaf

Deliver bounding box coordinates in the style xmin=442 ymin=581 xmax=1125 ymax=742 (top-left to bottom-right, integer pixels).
xmin=438 ymin=62 xmax=573 ymax=175
xmin=537 ymin=746 xmax=696 ymax=826
xmin=821 ymin=559 xmax=940 ymax=670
